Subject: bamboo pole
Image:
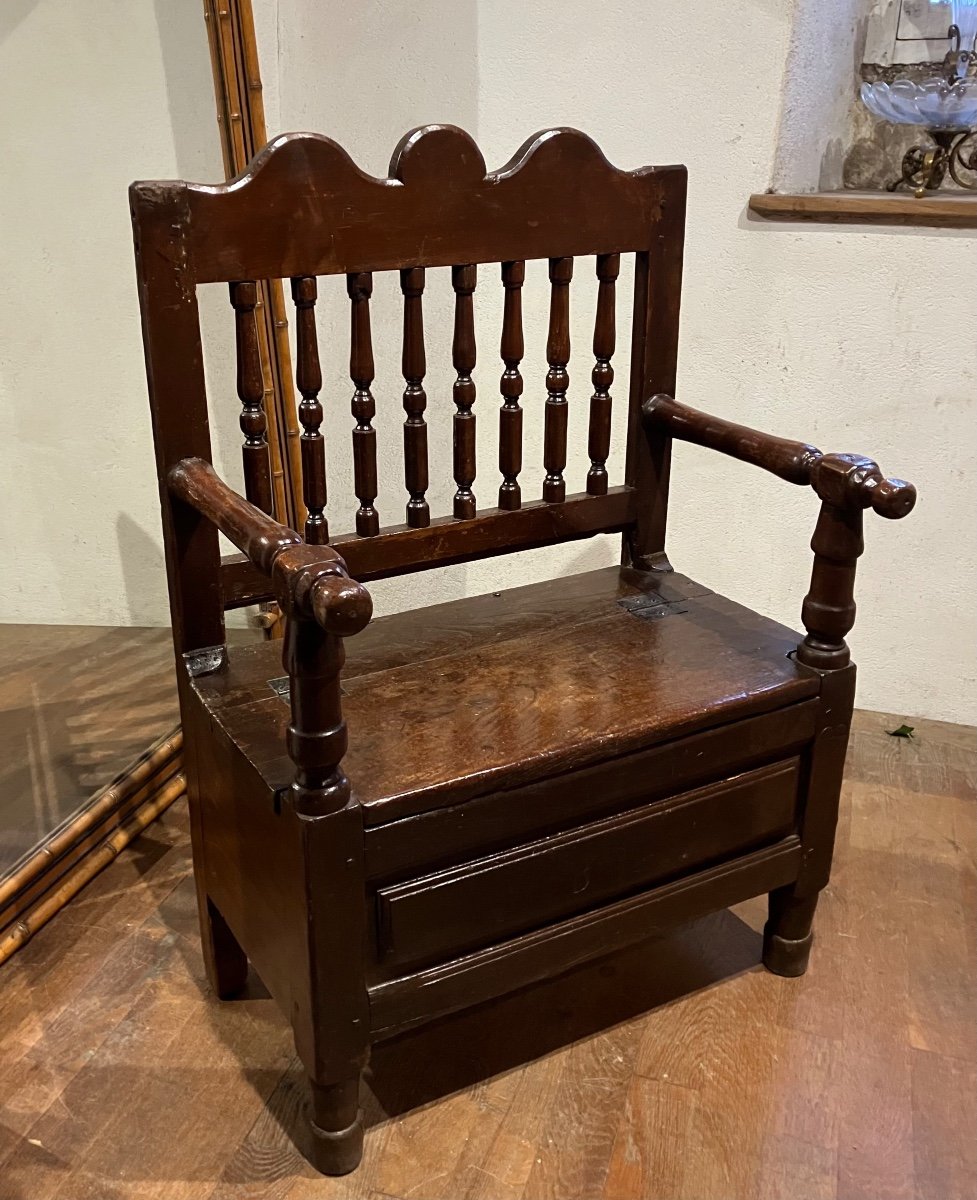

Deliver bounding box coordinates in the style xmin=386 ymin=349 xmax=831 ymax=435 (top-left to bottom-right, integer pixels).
xmin=202 ymin=0 xmax=304 ymax=537
xmin=0 ymin=774 xmax=187 ymax=967
xmin=234 ymin=0 xmax=305 ymax=526
xmin=0 ymin=726 xmax=183 ymax=909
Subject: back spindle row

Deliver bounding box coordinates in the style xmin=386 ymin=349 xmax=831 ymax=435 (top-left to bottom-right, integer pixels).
xmin=229 ymin=255 xmax=621 ymax=537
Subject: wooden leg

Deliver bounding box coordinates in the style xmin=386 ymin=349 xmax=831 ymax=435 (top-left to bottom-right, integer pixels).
xmin=762 ymin=885 xmax=819 ymax=978
xmin=308 ymin=1071 xmax=364 ymax=1175
xmin=203 ymin=895 xmax=249 ymax=999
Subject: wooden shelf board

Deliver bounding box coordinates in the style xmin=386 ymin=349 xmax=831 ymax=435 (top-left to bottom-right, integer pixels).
xmin=748 ymin=190 xmax=977 ymax=229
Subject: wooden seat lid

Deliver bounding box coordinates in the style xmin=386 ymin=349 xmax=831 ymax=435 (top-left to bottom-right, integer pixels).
xmin=193 ymin=567 xmax=820 ymax=825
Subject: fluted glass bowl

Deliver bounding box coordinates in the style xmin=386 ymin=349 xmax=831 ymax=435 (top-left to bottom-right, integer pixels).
xmin=860 ymin=78 xmax=977 ymax=130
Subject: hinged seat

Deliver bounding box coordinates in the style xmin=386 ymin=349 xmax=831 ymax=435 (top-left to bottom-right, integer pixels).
xmin=191 ymin=566 xmax=819 ymax=827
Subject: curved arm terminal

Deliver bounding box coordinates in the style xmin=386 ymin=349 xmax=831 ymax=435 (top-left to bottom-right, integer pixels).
xmin=643 ymin=394 xmax=915 ymax=519
xmin=642 ymin=393 xmax=916 ymax=673
xmin=168 ymin=457 xmax=372 ymax=636
xmin=809 ymin=453 xmax=915 ymax=520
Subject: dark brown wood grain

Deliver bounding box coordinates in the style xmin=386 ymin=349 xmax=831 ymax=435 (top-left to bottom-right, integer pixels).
xmin=542 ymin=256 xmax=572 ymax=503
xmin=168 ymin=458 xmax=371 ymax=637
xmin=400 ymin=267 xmax=430 ymax=529
xmin=377 ymin=761 xmax=799 ymax=969
xmin=364 ymin=702 xmax=819 ymax=880
xmin=230 ymin=280 xmax=274 ymax=516
xmin=290 ymin=275 xmax=328 ymax=545
xmin=587 ymin=253 xmax=619 ymax=495
xmin=131 ymin=124 xmax=915 ymax=1176
xmin=451 ymin=263 xmax=478 ymax=520
xmin=219 ymin=487 xmax=638 ymax=605
xmin=347 ymin=271 xmax=380 ymax=537
xmin=176 ymin=126 xmax=676 ymax=283
xmin=498 ymin=260 xmax=525 ymax=510
xmin=623 ymin=170 xmax=687 ymax=568
xmin=643 ymin=392 xmax=822 ymax=486
xmin=370 ymin=840 xmax=803 ymax=1037
xmin=643 ymin=393 xmax=916 ymax=682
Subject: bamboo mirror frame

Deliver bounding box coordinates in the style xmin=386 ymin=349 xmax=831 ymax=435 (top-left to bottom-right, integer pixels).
xmin=0 ymin=0 xmax=295 ymax=964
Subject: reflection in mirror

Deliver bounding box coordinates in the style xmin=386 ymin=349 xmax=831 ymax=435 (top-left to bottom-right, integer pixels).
xmin=0 ymin=0 xmax=267 ymax=960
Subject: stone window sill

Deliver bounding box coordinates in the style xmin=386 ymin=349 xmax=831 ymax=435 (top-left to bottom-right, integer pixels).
xmin=748 ymin=190 xmax=977 ymax=229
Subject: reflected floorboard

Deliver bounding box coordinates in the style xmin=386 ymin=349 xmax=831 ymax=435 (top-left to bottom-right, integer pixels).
xmin=0 ymin=625 xmax=178 ymax=877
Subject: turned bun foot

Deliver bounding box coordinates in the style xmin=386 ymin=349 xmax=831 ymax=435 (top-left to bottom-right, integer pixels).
xmin=310 ymin=1113 xmax=364 ymax=1175
xmin=309 ymin=1074 xmax=364 ymax=1175
xmin=762 ymin=924 xmax=814 ymax=977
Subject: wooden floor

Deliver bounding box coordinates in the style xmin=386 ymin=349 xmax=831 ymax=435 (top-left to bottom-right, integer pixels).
xmin=0 ymin=710 xmax=973 ymax=1199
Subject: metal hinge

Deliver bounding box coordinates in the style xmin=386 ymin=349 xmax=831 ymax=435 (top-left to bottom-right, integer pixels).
xmin=617 ymin=594 xmax=690 ymax=622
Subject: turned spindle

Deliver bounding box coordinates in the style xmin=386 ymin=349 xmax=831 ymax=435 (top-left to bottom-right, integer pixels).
xmin=498 ymin=261 xmax=525 ymax=510
xmin=347 ymin=272 xmax=380 ymax=537
xmin=452 ymin=263 xmax=478 ymax=520
xmin=400 ymin=267 xmax=430 ymax=528
xmin=543 ymin=257 xmax=572 ymax=503
xmin=291 ymin=276 xmax=328 ymax=544
xmin=587 ymin=254 xmax=619 ymax=495
xmin=230 ymin=280 xmax=273 ymax=515
xmin=798 ymin=453 xmax=915 ymax=671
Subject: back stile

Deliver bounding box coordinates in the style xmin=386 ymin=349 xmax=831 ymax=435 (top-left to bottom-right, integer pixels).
xmin=400 ymin=267 xmax=431 ymax=528
xmin=543 ymin=257 xmax=573 ymax=503
xmin=230 ymin=280 xmax=274 ymax=514
xmin=451 ymin=264 xmax=478 ymax=520
xmin=290 ymin=275 xmax=328 ymax=544
xmin=498 ymin=261 xmax=525 ymax=510
xmin=587 ymin=253 xmax=620 ymax=496
xmin=347 ymin=272 xmax=380 ymax=537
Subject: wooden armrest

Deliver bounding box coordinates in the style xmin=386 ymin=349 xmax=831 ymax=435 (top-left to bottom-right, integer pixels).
xmin=168 ymin=457 xmax=372 ymax=636
xmin=643 ymin=394 xmax=915 ymax=519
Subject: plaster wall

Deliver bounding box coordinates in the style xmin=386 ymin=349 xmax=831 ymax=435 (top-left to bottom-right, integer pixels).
xmin=0 ymin=0 xmax=225 ymax=626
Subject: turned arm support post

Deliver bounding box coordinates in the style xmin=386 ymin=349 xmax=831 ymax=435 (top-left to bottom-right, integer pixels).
xmin=168 ymin=457 xmax=372 ymax=815
xmin=642 ymin=395 xmax=916 ymax=671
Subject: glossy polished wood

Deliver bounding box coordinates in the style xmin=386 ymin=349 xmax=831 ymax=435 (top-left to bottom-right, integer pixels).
xmin=290 ymin=275 xmax=328 ymax=545
xmin=644 ymin=393 xmax=916 ymax=672
xmin=400 ymin=266 xmax=430 ymax=529
xmin=229 ymin=280 xmax=274 ymax=516
xmin=542 ymin=256 xmax=572 ymax=503
xmin=193 ymin=568 xmax=818 ymax=822
xmin=498 ymin=260 xmax=525 ymax=510
xmin=168 ymin=126 xmax=679 ymax=283
xmin=347 ymin=271 xmax=380 ymax=537
xmin=451 ymin=263 xmax=478 ymax=520
xmin=587 ymin=253 xmax=619 ymax=496
xmin=131 ymin=125 xmax=915 ymax=1174
xmin=0 ymin=710 xmax=971 ymax=1198
xmin=167 ymin=458 xmax=372 ymax=637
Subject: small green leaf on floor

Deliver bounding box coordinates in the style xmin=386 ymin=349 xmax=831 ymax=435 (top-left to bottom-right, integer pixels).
xmin=886 ymin=724 xmax=915 ymax=739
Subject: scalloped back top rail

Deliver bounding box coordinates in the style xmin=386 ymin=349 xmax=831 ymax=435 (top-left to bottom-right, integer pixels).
xmin=131 ymin=125 xmax=686 ymax=602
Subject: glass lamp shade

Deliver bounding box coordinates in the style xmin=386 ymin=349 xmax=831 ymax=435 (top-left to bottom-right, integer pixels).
xmin=952 ymin=0 xmax=977 ymax=51
xmin=860 ymin=76 xmax=977 ymax=129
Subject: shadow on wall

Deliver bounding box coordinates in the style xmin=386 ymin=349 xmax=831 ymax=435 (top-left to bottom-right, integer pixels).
xmin=0 ymin=0 xmax=40 ymax=42
xmin=152 ymin=0 xmax=224 ymax=181
xmin=117 ymin=512 xmax=169 ymax=627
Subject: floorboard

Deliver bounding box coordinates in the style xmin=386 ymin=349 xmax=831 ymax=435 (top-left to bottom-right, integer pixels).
xmin=0 ymin=709 xmax=972 ymax=1200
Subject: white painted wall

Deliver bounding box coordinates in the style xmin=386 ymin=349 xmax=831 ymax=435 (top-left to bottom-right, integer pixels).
xmin=1 ymin=0 xmax=974 ymax=724
xmin=0 ymin=0 xmax=224 ymax=625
